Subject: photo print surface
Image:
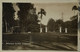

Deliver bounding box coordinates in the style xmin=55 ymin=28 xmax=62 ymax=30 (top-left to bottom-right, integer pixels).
xmin=2 ymin=2 xmax=78 ymax=50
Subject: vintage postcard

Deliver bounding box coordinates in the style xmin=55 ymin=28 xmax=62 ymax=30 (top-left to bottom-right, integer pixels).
xmin=0 ymin=0 xmax=80 ymax=52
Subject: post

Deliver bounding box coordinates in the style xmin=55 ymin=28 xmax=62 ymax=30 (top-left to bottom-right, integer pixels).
xmin=40 ymin=27 xmax=42 ymax=33
xmin=65 ymin=28 xmax=67 ymax=33
xmin=45 ymin=26 xmax=47 ymax=32
xmin=5 ymin=20 xmax=7 ymax=32
xmin=29 ymin=34 xmax=34 ymax=47
xmin=40 ymin=21 xmax=42 ymax=33
xmin=59 ymin=26 xmax=62 ymax=33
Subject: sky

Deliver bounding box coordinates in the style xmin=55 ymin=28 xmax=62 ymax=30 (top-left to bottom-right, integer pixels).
xmin=13 ymin=3 xmax=20 ymax=20
xmin=12 ymin=0 xmax=78 ymax=25
xmin=34 ymin=3 xmax=78 ymax=25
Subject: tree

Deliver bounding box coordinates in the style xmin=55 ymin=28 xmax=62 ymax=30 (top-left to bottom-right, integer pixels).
xmin=47 ymin=18 xmax=55 ymax=32
xmin=18 ymin=3 xmax=39 ymax=32
xmin=64 ymin=21 xmax=72 ymax=28
xmin=64 ymin=15 xmax=78 ymax=33
xmin=17 ymin=3 xmax=34 ymax=32
xmin=38 ymin=8 xmax=46 ymax=33
xmin=26 ymin=13 xmax=39 ymax=32
xmin=3 ymin=3 xmax=15 ymax=33
xmin=71 ymin=5 xmax=78 ymax=33
xmin=38 ymin=8 xmax=46 ymax=19
xmin=55 ymin=19 xmax=63 ymax=32
xmin=72 ymin=5 xmax=78 ymax=15
xmin=56 ymin=19 xmax=63 ymax=27
xmin=70 ymin=15 xmax=78 ymax=29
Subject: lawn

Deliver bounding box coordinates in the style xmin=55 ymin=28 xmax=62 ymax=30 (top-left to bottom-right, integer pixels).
xmin=3 ymin=32 xmax=77 ymax=45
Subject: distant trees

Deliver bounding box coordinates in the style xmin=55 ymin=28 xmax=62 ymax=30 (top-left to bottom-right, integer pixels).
xmin=47 ymin=18 xmax=55 ymax=32
xmin=63 ymin=14 xmax=78 ymax=34
xmin=47 ymin=16 xmax=77 ymax=34
xmin=55 ymin=19 xmax=64 ymax=32
xmin=40 ymin=5 xmax=78 ymax=33
xmin=3 ymin=3 xmax=15 ymax=33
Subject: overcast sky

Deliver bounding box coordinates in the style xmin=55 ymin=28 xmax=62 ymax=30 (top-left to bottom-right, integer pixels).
xmin=34 ymin=3 xmax=78 ymax=25
xmin=13 ymin=0 xmax=78 ymax=25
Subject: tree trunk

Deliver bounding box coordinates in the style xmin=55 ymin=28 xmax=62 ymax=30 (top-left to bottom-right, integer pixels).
xmin=5 ymin=20 xmax=7 ymax=33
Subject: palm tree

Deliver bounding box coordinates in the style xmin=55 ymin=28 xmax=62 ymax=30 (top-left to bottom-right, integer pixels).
xmin=72 ymin=5 xmax=78 ymax=15
xmin=72 ymin=5 xmax=78 ymax=22
xmin=38 ymin=8 xmax=46 ymax=33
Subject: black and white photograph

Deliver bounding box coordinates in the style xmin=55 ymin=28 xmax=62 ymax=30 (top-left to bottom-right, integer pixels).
xmin=2 ymin=0 xmax=79 ymax=51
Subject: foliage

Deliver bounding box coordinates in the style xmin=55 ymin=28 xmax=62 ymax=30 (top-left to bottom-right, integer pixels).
xmin=64 ymin=15 xmax=78 ymax=33
xmin=70 ymin=15 xmax=78 ymax=29
xmin=17 ymin=3 xmax=39 ymax=32
xmin=3 ymin=3 xmax=15 ymax=32
xmin=47 ymin=18 xmax=56 ymax=32
xmin=38 ymin=8 xmax=46 ymax=19
xmin=72 ymin=5 xmax=78 ymax=11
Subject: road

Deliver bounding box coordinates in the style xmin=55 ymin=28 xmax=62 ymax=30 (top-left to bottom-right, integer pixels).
xmin=2 ymin=42 xmax=77 ymax=50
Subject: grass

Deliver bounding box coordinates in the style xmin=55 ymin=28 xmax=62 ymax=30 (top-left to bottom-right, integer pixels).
xmin=3 ymin=32 xmax=77 ymax=45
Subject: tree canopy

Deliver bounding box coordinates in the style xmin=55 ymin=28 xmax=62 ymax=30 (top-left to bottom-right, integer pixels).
xmin=3 ymin=3 xmax=15 ymax=32
xmin=17 ymin=3 xmax=39 ymax=32
xmin=47 ymin=18 xmax=56 ymax=32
